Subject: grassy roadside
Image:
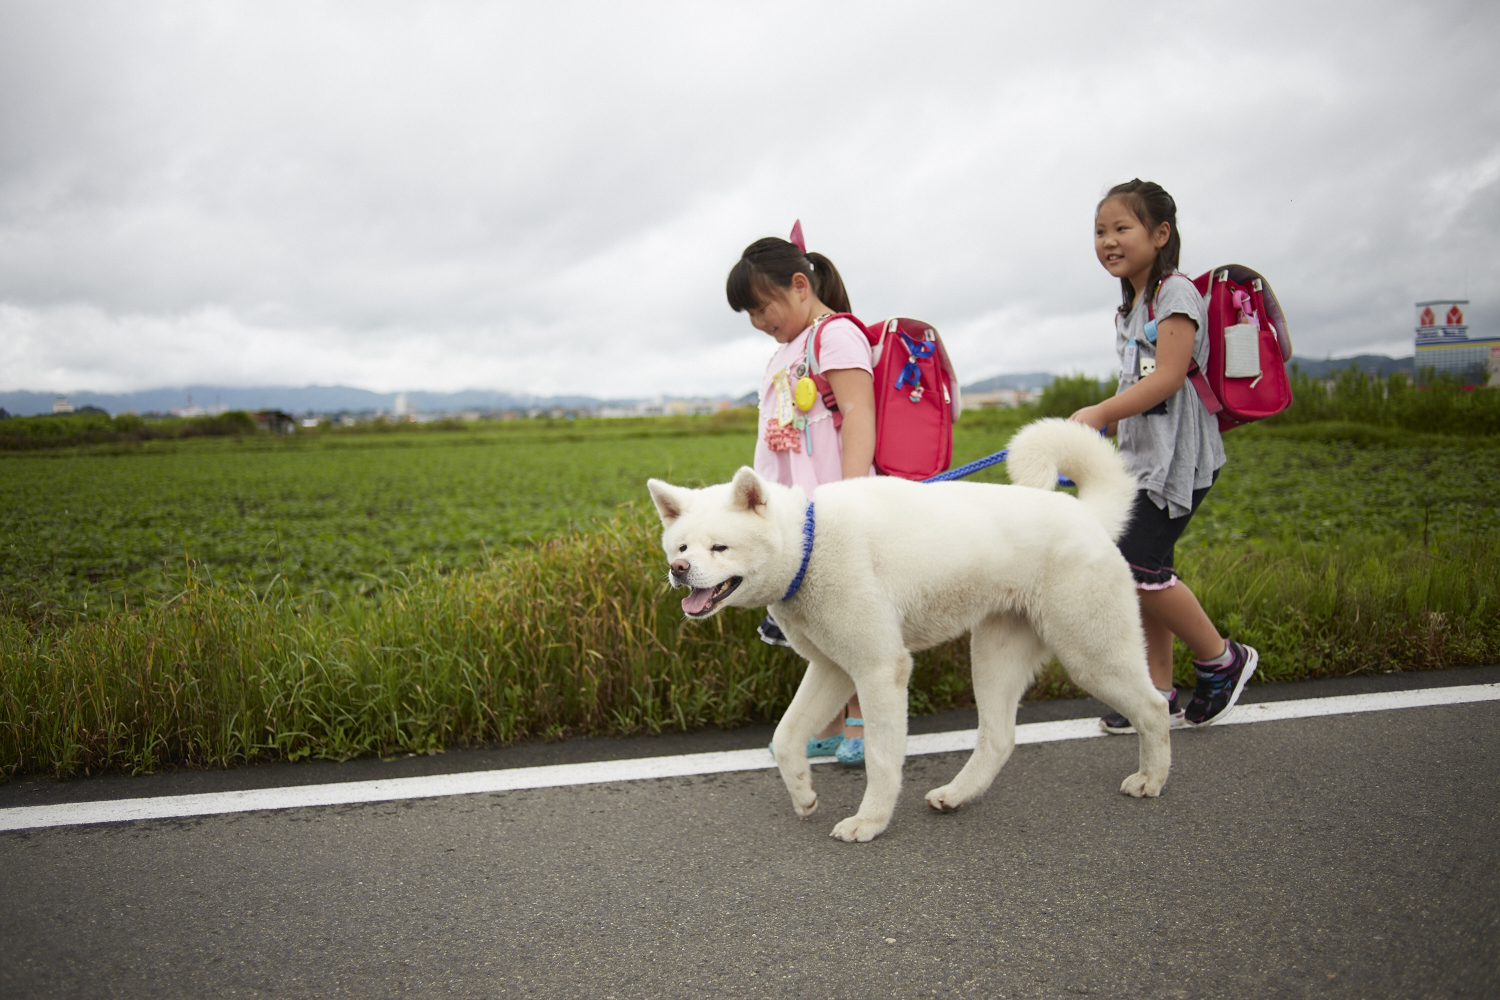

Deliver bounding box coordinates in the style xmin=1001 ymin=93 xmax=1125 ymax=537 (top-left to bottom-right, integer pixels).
xmin=4 ymin=503 xmax=1496 ymax=781
xmin=4 ymin=374 xmax=1497 ymax=780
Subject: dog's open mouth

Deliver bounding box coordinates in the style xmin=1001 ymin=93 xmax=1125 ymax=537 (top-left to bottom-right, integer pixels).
xmin=682 ymin=577 xmax=742 ymax=617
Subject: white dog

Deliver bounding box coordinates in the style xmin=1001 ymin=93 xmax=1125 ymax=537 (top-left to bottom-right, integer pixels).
xmin=646 ymin=418 xmax=1169 ymax=842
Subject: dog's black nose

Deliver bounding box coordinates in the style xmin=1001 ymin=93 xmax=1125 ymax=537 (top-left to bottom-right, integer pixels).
xmin=670 ymin=558 xmax=690 ymax=577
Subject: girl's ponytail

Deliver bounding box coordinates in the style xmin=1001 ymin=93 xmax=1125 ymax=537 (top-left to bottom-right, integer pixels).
xmin=727 ymin=237 xmax=852 ymax=315
xmin=1100 ymin=179 xmax=1181 ymax=314
xmin=806 ymin=252 xmax=851 ymax=314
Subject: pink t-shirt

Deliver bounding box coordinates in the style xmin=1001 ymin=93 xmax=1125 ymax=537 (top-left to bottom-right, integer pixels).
xmin=753 ymin=317 xmax=875 ymax=496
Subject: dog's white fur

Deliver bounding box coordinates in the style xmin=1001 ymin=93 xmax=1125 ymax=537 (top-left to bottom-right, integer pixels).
xmin=647 ymin=418 xmax=1168 ymax=842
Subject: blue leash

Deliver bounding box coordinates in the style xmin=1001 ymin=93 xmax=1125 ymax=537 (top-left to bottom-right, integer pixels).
xmin=922 ymin=448 xmax=1075 ymax=488
xmin=922 ymin=448 xmax=1009 ymax=483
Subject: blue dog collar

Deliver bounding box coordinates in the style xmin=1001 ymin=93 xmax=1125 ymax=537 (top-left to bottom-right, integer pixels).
xmin=780 ymin=502 xmax=816 ymax=602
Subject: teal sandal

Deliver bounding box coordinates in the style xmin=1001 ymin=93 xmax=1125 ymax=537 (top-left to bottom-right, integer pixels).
xmin=835 ymin=718 xmax=865 ymax=765
xmin=768 ymin=733 xmax=845 ymax=758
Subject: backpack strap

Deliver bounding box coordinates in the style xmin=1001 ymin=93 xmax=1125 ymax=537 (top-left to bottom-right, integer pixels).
xmin=1186 ymin=367 xmax=1222 ymax=414
xmin=807 ymin=312 xmax=864 ymax=428
xmin=1144 ymin=272 xmax=1223 ymax=415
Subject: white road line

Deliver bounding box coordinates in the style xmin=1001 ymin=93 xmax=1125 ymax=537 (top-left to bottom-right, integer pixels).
xmin=3 ymin=683 xmax=1497 ymax=833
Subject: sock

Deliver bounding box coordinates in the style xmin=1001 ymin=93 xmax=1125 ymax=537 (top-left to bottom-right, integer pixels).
xmin=1156 ymin=686 xmax=1174 ymax=698
xmin=1195 ymin=642 xmax=1233 ymax=669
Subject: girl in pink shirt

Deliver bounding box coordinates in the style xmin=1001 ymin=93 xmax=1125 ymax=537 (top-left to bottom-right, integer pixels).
xmin=726 ymin=226 xmax=875 ymax=764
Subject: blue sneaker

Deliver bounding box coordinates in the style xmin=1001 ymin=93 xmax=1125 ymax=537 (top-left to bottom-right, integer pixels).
xmin=1185 ymin=640 xmax=1259 ymax=727
xmin=1099 ymin=688 xmax=1186 ymax=734
xmin=757 ymin=615 xmax=792 ymax=647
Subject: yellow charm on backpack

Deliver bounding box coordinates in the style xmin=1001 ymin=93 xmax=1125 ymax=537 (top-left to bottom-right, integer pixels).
xmin=795 ymin=375 xmax=817 ymax=412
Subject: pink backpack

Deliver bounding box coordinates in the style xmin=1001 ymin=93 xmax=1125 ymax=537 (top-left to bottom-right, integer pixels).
xmin=807 ymin=314 xmax=960 ymax=480
xmin=1152 ymin=266 xmax=1294 ymax=430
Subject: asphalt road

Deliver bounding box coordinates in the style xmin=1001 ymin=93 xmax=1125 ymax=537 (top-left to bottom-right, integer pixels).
xmin=2 ymin=669 xmax=1498 ymax=999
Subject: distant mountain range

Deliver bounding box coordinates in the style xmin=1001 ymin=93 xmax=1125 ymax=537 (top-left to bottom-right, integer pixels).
xmin=0 ymin=355 xmax=1422 ymax=417
xmin=961 ymin=372 xmax=1056 ymax=393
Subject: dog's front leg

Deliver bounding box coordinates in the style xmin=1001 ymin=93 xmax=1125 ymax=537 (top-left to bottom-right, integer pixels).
xmin=772 ymin=656 xmax=855 ymax=819
xmin=830 ymin=658 xmax=910 ymax=843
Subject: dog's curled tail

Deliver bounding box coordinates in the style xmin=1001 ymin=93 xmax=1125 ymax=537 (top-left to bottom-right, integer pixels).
xmin=1006 ymin=418 xmax=1138 ymax=541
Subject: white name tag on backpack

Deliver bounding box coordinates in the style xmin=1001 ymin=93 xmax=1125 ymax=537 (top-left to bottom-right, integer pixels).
xmin=1223 ymin=324 xmax=1262 ymax=378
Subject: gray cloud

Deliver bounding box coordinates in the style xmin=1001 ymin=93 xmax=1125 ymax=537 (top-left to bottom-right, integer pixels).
xmin=1 ymin=0 xmax=1496 ymax=396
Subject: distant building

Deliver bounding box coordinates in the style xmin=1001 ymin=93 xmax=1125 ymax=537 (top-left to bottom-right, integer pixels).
xmin=52 ymin=396 xmax=74 ymax=414
xmin=254 ymin=409 xmax=297 ymax=433
xmin=1414 ymin=300 xmax=1497 ymax=384
xmin=393 ymin=393 xmax=415 ymax=419
xmin=603 ymin=397 xmax=733 ymax=418
xmin=170 ymin=391 xmax=206 ymax=417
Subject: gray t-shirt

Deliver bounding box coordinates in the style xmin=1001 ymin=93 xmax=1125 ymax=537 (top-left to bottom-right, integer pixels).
xmin=1113 ymin=272 xmax=1225 ymax=517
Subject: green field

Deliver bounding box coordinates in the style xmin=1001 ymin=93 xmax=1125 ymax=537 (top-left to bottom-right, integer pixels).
xmin=1 ymin=415 xmax=764 ymax=611
xmin=5 ymin=407 xmax=1498 ymax=614
xmin=3 ymin=386 xmax=1499 ymax=780
xmin=0 ymin=408 xmax=1044 ymax=614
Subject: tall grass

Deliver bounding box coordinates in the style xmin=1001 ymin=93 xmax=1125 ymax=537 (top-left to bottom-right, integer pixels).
xmin=1270 ymin=366 xmax=1500 ymax=435
xmin=1020 ymin=365 xmax=1500 ymax=435
xmin=4 ymin=504 xmax=1496 ymax=780
xmin=1179 ymin=529 xmax=1500 ymax=683
xmin=0 ymin=410 xmax=261 ymax=450
xmin=0 ymin=511 xmax=787 ymax=777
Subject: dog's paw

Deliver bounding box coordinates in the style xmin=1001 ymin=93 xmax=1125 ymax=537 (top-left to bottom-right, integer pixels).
xmin=1119 ymin=771 xmax=1166 ymax=798
xmin=924 ymin=786 xmax=966 ymax=812
xmin=792 ymin=790 xmax=818 ymax=818
xmin=830 ymin=814 xmax=888 ymax=843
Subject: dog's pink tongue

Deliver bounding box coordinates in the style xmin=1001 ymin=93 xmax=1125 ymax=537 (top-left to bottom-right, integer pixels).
xmin=681 ymin=587 xmax=716 ymax=614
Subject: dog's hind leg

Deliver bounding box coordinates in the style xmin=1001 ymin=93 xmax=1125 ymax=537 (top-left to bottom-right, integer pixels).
xmin=829 ymin=652 xmax=912 ymax=843
xmin=772 ymin=654 xmax=855 ymax=819
xmin=1074 ymin=664 xmax=1171 ymax=797
xmin=1048 ymin=609 xmax=1171 ymax=798
xmin=925 ymin=613 xmax=1045 ymax=813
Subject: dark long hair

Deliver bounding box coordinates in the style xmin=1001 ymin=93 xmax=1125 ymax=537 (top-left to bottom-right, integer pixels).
xmin=726 ymin=237 xmax=852 ymax=315
xmin=1099 ymin=179 xmax=1180 ymax=314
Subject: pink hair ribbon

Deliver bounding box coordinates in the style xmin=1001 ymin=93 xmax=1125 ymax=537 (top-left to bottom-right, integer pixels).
xmin=789 ymin=219 xmax=806 ymax=254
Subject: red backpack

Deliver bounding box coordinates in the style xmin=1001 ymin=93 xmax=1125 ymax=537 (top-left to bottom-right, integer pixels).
xmin=1154 ymin=266 xmax=1294 ymax=430
xmin=806 ymin=314 xmax=960 ymax=480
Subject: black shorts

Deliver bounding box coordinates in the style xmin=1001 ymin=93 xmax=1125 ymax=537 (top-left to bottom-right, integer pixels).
xmin=1117 ymin=472 xmax=1216 ymax=589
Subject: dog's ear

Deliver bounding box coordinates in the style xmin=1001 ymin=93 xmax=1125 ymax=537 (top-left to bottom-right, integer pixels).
xmin=647 ymin=479 xmax=690 ymax=526
xmin=729 ymin=467 xmax=768 ymax=514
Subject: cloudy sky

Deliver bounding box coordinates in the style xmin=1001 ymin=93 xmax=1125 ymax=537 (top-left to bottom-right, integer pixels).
xmin=1 ymin=1 xmax=1495 ymax=398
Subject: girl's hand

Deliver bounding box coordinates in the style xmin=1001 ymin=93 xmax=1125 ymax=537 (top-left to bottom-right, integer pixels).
xmin=1069 ymin=313 xmax=1197 ymax=429
xmin=1069 ymin=405 xmax=1108 ymax=431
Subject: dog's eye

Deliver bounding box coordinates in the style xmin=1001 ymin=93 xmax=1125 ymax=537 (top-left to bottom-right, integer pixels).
xmin=711 ymin=544 xmax=727 ymax=552
xmin=678 ymin=545 xmax=687 ymax=553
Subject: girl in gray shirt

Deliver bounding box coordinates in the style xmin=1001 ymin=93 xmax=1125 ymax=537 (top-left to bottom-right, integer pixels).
xmin=1070 ymin=179 xmax=1258 ymax=731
